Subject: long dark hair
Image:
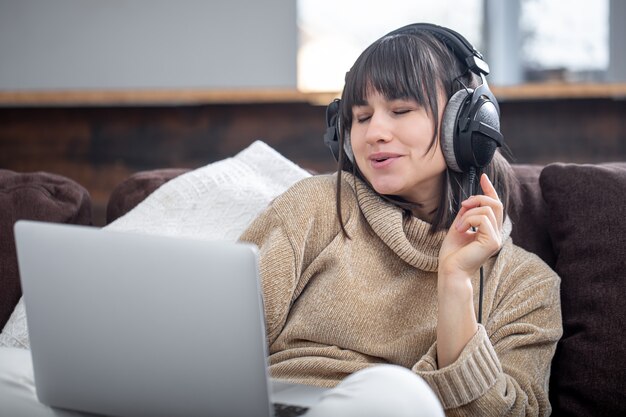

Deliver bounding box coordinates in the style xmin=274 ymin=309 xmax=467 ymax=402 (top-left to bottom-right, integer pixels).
xmin=334 ymin=29 xmax=514 ymax=235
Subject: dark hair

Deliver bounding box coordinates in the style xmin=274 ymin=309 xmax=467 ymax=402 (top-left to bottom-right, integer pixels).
xmin=334 ymin=29 xmax=514 ymax=235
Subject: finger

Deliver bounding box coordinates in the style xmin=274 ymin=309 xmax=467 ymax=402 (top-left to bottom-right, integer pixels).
xmin=461 ymin=195 xmax=503 ymax=228
xmin=480 ymin=173 xmax=499 ymax=200
xmin=450 ymin=204 xmax=469 ymax=229
xmin=455 ymin=214 xmax=502 ymax=253
xmin=456 ymin=206 xmax=498 ymax=234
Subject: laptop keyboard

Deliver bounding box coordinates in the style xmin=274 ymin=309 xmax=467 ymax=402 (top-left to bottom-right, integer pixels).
xmin=273 ymin=402 xmax=310 ymax=417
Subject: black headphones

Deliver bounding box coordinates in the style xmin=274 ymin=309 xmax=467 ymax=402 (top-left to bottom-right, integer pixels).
xmin=323 ymin=23 xmax=503 ymax=174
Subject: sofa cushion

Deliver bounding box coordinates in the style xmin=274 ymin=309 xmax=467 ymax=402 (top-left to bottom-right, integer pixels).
xmin=0 ymin=170 xmax=92 ymax=329
xmin=540 ymin=162 xmax=626 ymax=417
xmin=106 ymin=168 xmax=190 ymax=224
xmin=509 ymin=164 xmax=555 ymax=268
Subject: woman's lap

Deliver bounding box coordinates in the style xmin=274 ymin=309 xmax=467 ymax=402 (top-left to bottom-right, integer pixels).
xmin=0 ymin=347 xmax=444 ymax=417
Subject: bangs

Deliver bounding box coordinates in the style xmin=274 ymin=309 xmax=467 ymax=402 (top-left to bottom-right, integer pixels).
xmin=341 ymin=34 xmax=442 ymax=124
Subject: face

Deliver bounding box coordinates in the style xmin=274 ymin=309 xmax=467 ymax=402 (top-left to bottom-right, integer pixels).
xmin=349 ymin=90 xmax=447 ymax=208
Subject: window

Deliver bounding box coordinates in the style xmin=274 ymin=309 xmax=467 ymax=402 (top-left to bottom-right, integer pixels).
xmin=297 ymin=0 xmax=615 ymax=91
xmin=297 ymin=0 xmax=483 ymax=92
xmin=520 ymin=0 xmax=609 ymax=82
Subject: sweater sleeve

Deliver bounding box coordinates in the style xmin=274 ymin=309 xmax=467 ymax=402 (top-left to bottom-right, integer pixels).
xmin=412 ymin=247 xmax=562 ymax=416
xmin=239 ymin=203 xmax=303 ymax=345
xmin=238 ymin=175 xmax=346 ymax=346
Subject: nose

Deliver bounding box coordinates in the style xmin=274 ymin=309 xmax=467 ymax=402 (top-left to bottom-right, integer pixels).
xmin=364 ymin=112 xmax=392 ymax=144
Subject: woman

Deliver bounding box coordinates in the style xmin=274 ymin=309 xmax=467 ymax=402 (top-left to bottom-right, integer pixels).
xmin=239 ymin=23 xmax=562 ymax=416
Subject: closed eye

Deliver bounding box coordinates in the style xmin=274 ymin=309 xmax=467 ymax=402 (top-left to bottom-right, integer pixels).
xmin=390 ymin=98 xmax=421 ymax=115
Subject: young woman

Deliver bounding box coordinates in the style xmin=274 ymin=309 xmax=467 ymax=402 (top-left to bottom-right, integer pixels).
xmin=239 ymin=24 xmax=562 ymax=416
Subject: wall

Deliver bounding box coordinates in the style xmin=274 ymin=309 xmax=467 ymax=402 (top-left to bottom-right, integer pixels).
xmin=0 ymin=0 xmax=297 ymax=90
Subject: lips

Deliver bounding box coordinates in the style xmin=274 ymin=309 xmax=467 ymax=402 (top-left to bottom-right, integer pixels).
xmin=369 ymin=152 xmax=402 ymax=168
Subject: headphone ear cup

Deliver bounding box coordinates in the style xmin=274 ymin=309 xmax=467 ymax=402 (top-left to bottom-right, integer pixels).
xmin=470 ymin=99 xmax=501 ymax=167
xmin=323 ymin=99 xmax=342 ymax=161
xmin=441 ymin=89 xmax=471 ymax=173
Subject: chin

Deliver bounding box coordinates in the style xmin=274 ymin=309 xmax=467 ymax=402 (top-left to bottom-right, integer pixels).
xmin=369 ymin=179 xmax=404 ymax=197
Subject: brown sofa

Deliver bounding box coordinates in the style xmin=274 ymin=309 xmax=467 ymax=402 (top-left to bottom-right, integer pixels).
xmin=1 ymin=162 xmax=625 ymax=417
xmin=0 ymin=170 xmax=92 ymax=328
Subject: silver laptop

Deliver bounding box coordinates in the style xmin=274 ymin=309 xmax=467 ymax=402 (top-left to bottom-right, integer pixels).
xmin=14 ymin=220 xmax=327 ymax=417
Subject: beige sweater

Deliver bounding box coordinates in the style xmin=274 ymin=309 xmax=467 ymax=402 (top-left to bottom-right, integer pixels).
xmin=239 ymin=173 xmax=562 ymax=416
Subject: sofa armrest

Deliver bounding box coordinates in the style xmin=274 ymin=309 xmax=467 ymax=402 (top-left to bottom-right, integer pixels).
xmin=0 ymin=170 xmax=92 ymax=329
xmin=106 ymin=168 xmax=190 ymax=224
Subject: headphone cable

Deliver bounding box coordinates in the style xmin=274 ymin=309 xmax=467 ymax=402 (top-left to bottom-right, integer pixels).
xmin=467 ymin=166 xmax=484 ymax=325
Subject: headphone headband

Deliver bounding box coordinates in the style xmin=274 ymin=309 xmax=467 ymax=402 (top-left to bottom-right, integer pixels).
xmin=388 ymin=23 xmax=490 ymax=76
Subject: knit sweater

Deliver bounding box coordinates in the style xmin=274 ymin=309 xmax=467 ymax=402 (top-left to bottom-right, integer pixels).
xmin=239 ymin=172 xmax=562 ymax=416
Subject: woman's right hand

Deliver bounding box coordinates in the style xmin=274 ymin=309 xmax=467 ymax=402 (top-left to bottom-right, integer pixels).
xmin=435 ymin=173 xmax=503 ymax=368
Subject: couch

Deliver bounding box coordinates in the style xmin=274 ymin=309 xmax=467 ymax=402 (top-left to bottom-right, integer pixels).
xmin=1 ymin=157 xmax=625 ymax=417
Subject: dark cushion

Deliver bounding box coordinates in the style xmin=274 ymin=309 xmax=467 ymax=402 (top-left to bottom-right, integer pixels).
xmin=509 ymin=164 xmax=555 ymax=268
xmin=106 ymin=168 xmax=190 ymax=224
xmin=0 ymin=170 xmax=92 ymax=329
xmin=540 ymin=162 xmax=626 ymax=417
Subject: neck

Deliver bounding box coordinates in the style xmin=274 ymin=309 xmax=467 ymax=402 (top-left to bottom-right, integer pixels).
xmin=408 ymin=175 xmax=445 ymax=224
xmin=411 ymin=197 xmax=439 ymax=223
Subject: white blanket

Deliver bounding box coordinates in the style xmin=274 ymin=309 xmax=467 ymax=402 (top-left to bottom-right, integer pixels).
xmin=0 ymin=140 xmax=311 ymax=349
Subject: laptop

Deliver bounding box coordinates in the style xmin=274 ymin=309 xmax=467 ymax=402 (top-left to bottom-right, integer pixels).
xmin=14 ymin=220 xmax=328 ymax=417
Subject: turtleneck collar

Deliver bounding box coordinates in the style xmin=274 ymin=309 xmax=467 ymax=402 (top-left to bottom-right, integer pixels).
xmin=343 ymin=172 xmax=446 ymax=272
xmin=342 ymin=172 xmax=512 ymax=273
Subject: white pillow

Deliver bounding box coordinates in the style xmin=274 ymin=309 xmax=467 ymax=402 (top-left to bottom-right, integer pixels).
xmin=0 ymin=301 xmax=27 ymax=349
xmin=0 ymin=140 xmax=311 ymax=349
xmin=106 ymin=140 xmax=311 ymax=239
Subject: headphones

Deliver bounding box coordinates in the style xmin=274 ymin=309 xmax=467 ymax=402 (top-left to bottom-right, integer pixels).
xmin=323 ymin=23 xmax=504 ymax=174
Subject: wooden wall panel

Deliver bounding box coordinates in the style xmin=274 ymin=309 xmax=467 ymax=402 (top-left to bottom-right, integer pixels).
xmin=1 ymin=98 xmax=624 ymax=225
xmin=500 ymin=99 xmax=626 ymax=165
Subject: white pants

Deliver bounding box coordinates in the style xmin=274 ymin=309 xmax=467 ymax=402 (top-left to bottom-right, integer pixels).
xmin=0 ymin=347 xmax=444 ymax=417
xmin=306 ymin=364 xmax=444 ymax=417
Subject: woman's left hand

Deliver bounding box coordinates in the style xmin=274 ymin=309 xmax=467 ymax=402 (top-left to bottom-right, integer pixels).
xmin=439 ymin=173 xmax=504 ymax=279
